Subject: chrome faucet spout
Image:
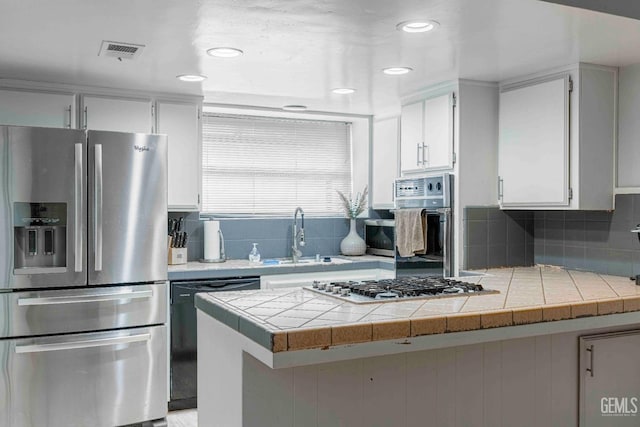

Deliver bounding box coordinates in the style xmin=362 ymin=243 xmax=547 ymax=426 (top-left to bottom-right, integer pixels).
xmin=292 ymin=207 xmax=305 ymax=263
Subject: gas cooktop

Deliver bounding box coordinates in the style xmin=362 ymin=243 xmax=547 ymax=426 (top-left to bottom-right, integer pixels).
xmin=305 ymin=276 xmax=497 ymax=304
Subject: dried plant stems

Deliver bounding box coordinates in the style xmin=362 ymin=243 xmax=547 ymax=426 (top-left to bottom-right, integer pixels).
xmin=337 ymin=186 xmax=368 ymax=219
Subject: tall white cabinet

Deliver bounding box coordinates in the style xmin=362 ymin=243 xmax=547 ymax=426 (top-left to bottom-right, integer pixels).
xmin=0 ymin=88 xmax=75 ymax=128
xmin=371 ymin=116 xmax=399 ymax=208
xmin=400 ymin=91 xmax=455 ymax=174
xmin=498 ymin=64 xmax=616 ymax=210
xmin=157 ymin=100 xmax=202 ymax=211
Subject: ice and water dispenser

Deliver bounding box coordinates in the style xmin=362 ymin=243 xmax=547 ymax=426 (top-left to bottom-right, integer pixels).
xmin=13 ymin=202 xmax=67 ymax=272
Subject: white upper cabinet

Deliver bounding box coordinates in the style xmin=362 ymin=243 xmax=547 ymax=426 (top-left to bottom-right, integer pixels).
xmin=0 ymin=89 xmax=75 ymax=128
xmin=499 ymin=76 xmax=570 ymax=207
xmin=498 ymin=64 xmax=616 ymax=210
xmin=81 ymin=95 xmax=153 ymax=133
xmin=400 ymin=92 xmax=455 ymax=174
xmin=371 ymin=116 xmax=399 ymax=208
xmin=156 ymin=100 xmax=202 ymax=211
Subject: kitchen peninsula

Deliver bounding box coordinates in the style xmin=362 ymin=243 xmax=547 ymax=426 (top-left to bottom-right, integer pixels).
xmin=196 ymin=266 xmax=640 ymax=427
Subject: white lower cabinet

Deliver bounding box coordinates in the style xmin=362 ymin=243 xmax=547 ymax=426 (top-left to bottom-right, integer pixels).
xmin=0 ymin=88 xmax=75 ymax=128
xmin=260 ymin=269 xmax=395 ymax=289
xmin=580 ymin=330 xmax=640 ymax=427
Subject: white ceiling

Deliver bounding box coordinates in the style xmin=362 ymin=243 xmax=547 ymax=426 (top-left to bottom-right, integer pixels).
xmin=2 ymin=0 xmax=640 ymax=115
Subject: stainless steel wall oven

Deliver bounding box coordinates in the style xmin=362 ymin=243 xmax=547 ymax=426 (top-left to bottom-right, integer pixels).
xmin=394 ymin=173 xmax=454 ymax=278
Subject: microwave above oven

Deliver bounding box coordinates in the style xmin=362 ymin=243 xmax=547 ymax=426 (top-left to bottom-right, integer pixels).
xmin=364 ymin=219 xmax=395 ymax=257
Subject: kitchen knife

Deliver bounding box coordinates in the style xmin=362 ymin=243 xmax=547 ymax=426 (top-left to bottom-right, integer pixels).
xmin=182 ymin=232 xmax=188 ymax=248
xmin=177 ymin=217 xmax=184 ymax=232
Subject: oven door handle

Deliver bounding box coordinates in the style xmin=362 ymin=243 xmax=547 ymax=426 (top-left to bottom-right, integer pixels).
xmin=438 ymin=207 xmax=453 ymax=277
xmin=15 ymin=332 xmax=151 ymax=354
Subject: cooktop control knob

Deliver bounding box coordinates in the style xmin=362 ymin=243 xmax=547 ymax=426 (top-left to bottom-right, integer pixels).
xmin=427 ymin=183 xmax=433 ymax=191
xmin=436 ymin=182 xmax=442 ymax=191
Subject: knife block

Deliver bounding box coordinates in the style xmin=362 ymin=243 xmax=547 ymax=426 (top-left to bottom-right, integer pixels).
xmin=168 ymin=247 xmax=187 ymax=265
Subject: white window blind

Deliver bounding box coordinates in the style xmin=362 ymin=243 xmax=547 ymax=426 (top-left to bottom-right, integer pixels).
xmin=202 ymin=113 xmax=352 ymax=215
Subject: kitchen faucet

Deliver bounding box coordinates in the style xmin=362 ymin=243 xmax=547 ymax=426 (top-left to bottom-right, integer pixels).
xmin=292 ymin=207 xmax=305 ymax=263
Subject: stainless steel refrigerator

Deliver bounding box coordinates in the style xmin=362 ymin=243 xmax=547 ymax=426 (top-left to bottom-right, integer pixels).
xmin=0 ymin=126 xmax=168 ymax=427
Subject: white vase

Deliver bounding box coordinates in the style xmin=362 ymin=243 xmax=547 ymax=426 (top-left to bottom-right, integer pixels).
xmin=340 ymin=219 xmax=366 ymax=256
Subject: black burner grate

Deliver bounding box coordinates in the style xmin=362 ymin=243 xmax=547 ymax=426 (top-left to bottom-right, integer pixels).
xmin=343 ymin=276 xmax=484 ymax=299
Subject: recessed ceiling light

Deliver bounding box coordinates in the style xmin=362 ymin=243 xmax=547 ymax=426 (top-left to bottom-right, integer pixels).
xmin=396 ymin=20 xmax=440 ymax=33
xmin=382 ymin=67 xmax=413 ymax=75
xmin=282 ymin=105 xmax=307 ymax=111
xmin=331 ymin=88 xmax=356 ymax=95
xmin=207 ymin=47 xmax=244 ymax=58
xmin=177 ymin=74 xmax=207 ymax=82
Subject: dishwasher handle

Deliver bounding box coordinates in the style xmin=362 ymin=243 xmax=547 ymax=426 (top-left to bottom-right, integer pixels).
xmin=203 ymin=281 xmax=260 ymax=292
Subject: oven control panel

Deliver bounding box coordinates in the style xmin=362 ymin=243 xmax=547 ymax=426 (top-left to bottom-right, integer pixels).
xmin=395 ymin=173 xmax=452 ymax=208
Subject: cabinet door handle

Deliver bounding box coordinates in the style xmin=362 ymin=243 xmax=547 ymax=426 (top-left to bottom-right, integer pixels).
xmin=66 ymin=105 xmax=72 ymax=128
xmin=416 ymin=143 xmax=423 ymax=166
xmin=83 ymin=106 xmax=88 ymax=129
xmin=423 ymin=144 xmax=429 ymax=165
xmin=391 ymin=182 xmax=395 ymax=202
xmin=586 ymin=345 xmax=594 ymax=377
xmin=498 ymin=177 xmax=504 ymax=200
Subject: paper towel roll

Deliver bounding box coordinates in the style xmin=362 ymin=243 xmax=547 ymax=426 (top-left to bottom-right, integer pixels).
xmin=204 ymin=220 xmax=221 ymax=260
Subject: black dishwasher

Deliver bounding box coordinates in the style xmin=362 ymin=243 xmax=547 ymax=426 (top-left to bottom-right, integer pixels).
xmin=169 ymin=276 xmax=260 ymax=410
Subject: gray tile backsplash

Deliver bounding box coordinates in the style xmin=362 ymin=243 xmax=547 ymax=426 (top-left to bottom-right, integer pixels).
xmin=463 ymin=207 xmax=535 ymax=270
xmin=464 ymin=195 xmax=640 ymax=276
xmin=168 ymin=212 xmax=360 ymax=261
xmin=533 ymin=194 xmax=640 ymax=277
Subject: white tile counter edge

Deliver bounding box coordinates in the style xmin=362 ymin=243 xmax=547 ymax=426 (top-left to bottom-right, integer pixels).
xmin=200 ymin=309 xmax=640 ymax=370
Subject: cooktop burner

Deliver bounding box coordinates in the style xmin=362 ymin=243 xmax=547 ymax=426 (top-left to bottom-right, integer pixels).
xmin=305 ymin=276 xmax=497 ymax=304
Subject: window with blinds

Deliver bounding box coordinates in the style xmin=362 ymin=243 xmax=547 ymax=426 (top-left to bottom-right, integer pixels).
xmin=201 ymin=113 xmax=352 ymax=215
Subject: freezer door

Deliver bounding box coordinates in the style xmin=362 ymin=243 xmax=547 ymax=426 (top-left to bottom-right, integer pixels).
xmin=0 ymin=126 xmax=86 ymax=290
xmin=0 ymin=282 xmax=167 ymax=338
xmin=0 ymin=325 xmax=167 ymax=427
xmin=87 ymin=130 xmax=167 ymax=285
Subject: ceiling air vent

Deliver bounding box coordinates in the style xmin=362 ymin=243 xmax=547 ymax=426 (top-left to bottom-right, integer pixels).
xmin=98 ymin=41 xmax=145 ymax=60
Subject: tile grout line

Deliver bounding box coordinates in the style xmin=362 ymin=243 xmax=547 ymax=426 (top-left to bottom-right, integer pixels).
xmin=598 ymin=273 xmax=625 ymax=298
xmin=539 ymin=266 xmax=547 ymax=305
xmin=501 ymin=267 xmax=516 ymax=309
xmin=567 ymin=269 xmax=586 ymax=302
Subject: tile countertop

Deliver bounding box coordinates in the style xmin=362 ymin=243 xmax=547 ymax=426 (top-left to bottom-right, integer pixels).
xmin=168 ymin=254 xmax=394 ymax=281
xmin=195 ymin=266 xmax=640 ymax=353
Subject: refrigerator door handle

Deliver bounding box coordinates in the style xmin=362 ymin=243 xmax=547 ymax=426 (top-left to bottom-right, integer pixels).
xmin=15 ymin=332 xmax=151 ymax=354
xmin=94 ymin=144 xmax=103 ymax=272
xmin=74 ymin=143 xmax=83 ymax=273
xmin=17 ymin=289 xmax=153 ymax=306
